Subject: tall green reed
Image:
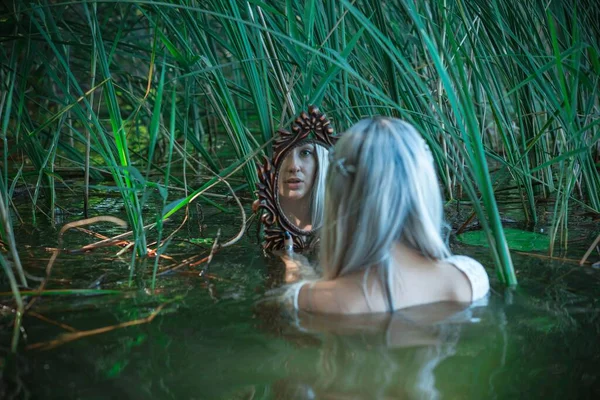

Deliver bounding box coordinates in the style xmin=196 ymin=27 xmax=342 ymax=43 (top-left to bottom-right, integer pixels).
xmin=0 ymin=187 xmax=25 ymax=352
xmin=1 ymin=0 xmax=599 ymax=290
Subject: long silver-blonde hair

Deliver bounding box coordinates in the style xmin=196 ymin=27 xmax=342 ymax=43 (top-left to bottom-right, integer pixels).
xmin=320 ymin=117 xmax=450 ymax=309
xmin=309 ymin=144 xmax=329 ymax=230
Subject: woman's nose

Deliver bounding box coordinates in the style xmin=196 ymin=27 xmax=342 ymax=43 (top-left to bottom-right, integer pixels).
xmin=288 ymin=154 xmax=301 ymax=172
xmin=288 ymin=163 xmax=301 ymax=172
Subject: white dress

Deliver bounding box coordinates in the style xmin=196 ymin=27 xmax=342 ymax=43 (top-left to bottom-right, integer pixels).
xmin=442 ymin=255 xmax=490 ymax=302
xmin=284 ymin=255 xmax=490 ymax=311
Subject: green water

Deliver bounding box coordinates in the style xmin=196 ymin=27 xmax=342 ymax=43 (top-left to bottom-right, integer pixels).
xmin=1 ymin=192 xmax=599 ymax=399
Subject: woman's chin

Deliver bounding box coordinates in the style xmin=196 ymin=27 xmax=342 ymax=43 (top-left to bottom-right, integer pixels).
xmin=282 ymin=191 xmax=306 ymax=201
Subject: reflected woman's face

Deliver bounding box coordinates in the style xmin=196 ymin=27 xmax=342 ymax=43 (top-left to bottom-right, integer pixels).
xmin=278 ymin=144 xmax=317 ymax=201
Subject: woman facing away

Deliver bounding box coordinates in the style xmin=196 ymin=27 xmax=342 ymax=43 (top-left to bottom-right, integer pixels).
xmin=283 ymin=117 xmax=490 ymax=314
xmin=278 ymin=142 xmax=329 ymax=232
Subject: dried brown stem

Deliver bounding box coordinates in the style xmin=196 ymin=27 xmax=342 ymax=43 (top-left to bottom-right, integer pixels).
xmin=513 ymin=250 xmax=590 ymax=265
xmin=198 ymin=229 xmax=221 ymax=268
xmin=154 ymin=170 xmax=246 ymax=272
xmin=218 ymin=179 xmax=246 ymax=248
xmin=71 ymin=225 xmax=172 ymax=261
xmin=456 ymin=211 xmax=477 ymax=235
xmin=157 ymin=229 xmax=222 ymax=275
xmin=157 ymin=206 xmax=190 ymax=252
xmin=25 ymin=216 xmax=127 ymax=311
xmin=26 ymin=304 xmax=166 ymax=351
xmin=28 ymin=311 xmax=78 ymax=333
xmin=156 ymin=256 xmax=204 ymax=276
xmin=580 ymin=233 xmax=600 ymax=266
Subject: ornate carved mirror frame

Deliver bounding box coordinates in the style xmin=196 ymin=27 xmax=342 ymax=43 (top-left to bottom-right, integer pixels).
xmin=255 ymin=106 xmax=338 ymax=252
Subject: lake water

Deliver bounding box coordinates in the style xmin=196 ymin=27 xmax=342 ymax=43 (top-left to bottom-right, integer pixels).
xmin=1 ymin=192 xmax=599 ymax=399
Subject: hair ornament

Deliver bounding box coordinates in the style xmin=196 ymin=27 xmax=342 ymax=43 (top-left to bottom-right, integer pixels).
xmin=336 ymin=157 xmax=356 ymax=176
xmin=328 ymin=149 xmax=355 ymax=176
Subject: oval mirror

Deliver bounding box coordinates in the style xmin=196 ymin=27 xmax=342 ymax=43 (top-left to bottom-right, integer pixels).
xmin=255 ymin=106 xmax=338 ymax=252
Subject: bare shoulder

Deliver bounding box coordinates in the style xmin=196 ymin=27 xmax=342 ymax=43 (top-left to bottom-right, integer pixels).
xmin=297 ymin=280 xmax=339 ymax=314
xmin=297 ymin=277 xmax=369 ymax=314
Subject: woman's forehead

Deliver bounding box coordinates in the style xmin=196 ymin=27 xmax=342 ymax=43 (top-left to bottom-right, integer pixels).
xmin=297 ymin=143 xmax=315 ymax=151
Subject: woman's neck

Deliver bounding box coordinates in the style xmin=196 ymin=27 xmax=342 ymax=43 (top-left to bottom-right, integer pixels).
xmin=280 ymin=197 xmax=311 ymax=230
xmin=391 ymin=241 xmax=433 ymax=268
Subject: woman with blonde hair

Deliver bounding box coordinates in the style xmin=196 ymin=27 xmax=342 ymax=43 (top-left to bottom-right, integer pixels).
xmin=278 ymin=142 xmax=329 ymax=232
xmin=283 ymin=117 xmax=489 ymax=314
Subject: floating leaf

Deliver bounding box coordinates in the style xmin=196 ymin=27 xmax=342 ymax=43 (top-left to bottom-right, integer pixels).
xmin=457 ymin=228 xmax=550 ymax=252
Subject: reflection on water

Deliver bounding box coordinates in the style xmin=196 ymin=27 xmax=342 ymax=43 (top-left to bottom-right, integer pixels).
xmin=270 ymin=302 xmax=486 ymax=400
xmin=2 ymin=195 xmax=600 ymax=399
xmin=4 ymin=244 xmax=600 ymax=400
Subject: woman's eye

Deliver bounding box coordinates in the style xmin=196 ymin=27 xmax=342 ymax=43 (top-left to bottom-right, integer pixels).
xmin=300 ymin=149 xmax=313 ymax=157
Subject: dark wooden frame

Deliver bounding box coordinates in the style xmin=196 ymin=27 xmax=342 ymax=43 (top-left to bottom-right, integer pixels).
xmin=255 ymin=106 xmax=338 ymax=252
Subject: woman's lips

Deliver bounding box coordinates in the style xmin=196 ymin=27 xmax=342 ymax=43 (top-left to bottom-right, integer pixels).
xmin=286 ymin=178 xmax=303 ymax=190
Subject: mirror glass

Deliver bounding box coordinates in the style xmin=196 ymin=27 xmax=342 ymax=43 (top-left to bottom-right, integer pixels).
xmin=277 ymin=141 xmax=330 ymax=233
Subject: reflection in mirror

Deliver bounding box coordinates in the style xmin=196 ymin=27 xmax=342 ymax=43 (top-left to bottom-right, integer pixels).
xmin=255 ymin=105 xmax=337 ymax=251
xmin=277 ymin=142 xmax=329 ymax=232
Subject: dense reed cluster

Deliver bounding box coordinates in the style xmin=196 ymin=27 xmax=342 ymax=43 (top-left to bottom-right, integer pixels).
xmin=1 ymin=0 xmax=599 ymax=349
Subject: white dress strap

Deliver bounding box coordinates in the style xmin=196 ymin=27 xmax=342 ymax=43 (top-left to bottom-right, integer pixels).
xmin=282 ymin=280 xmax=308 ymax=311
xmin=444 ymin=255 xmax=490 ymax=301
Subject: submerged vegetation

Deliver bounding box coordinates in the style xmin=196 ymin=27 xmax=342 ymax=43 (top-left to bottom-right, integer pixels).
xmin=0 ymin=0 xmax=599 ymax=351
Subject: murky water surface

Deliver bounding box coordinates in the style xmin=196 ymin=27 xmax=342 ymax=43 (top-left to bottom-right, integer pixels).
xmin=1 ymin=191 xmax=599 ymax=399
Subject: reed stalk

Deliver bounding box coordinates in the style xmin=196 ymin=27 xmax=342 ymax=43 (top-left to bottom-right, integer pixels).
xmin=1 ymin=0 xmax=599 ymax=290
